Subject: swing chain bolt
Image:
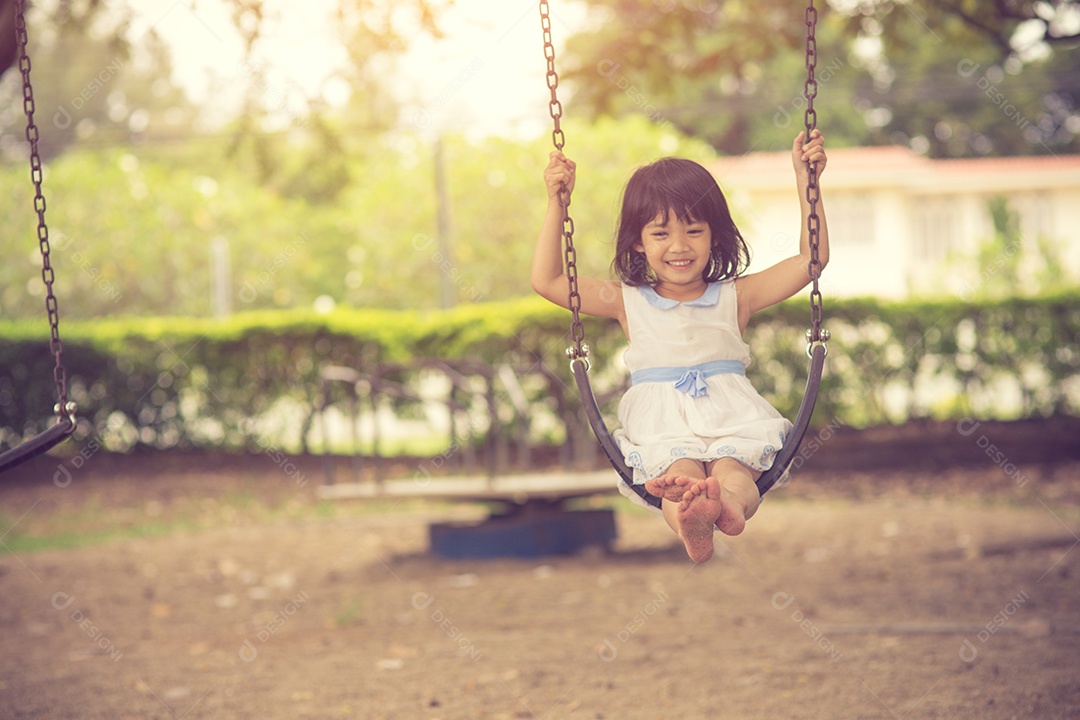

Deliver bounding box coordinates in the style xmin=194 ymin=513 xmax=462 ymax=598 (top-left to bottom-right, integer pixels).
xmin=565 ymin=343 xmax=590 ymax=362
xmin=566 ymin=350 xmax=591 ymax=374
xmin=805 ymin=328 xmax=830 ymax=358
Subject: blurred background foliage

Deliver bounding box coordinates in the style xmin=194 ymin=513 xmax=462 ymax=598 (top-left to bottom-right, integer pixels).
xmin=565 ymin=0 xmax=1080 ymax=157
xmin=0 ymin=116 xmax=714 ymax=317
xmin=1 ymin=0 xmax=1078 ymax=455
xmin=3 ymin=292 xmax=1077 ymax=454
xmin=1 ymin=0 xmax=1078 ymax=321
xmin=0 ymin=0 xmax=1075 ymax=317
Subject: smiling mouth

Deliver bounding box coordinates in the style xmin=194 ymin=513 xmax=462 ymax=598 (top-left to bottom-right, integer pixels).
xmin=666 ymin=259 xmax=694 ymax=268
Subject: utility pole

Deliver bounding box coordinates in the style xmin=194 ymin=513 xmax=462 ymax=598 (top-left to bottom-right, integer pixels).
xmin=211 ymin=235 xmax=232 ymax=316
xmin=434 ymin=135 xmax=455 ymax=308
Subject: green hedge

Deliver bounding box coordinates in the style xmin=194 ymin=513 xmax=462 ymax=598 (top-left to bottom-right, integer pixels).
xmin=2 ymin=293 xmax=1078 ymax=454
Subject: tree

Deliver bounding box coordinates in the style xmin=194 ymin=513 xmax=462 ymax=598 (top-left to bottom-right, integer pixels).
xmin=561 ymin=0 xmax=1080 ymax=157
xmin=217 ymin=0 xmax=454 ymax=201
xmin=329 ymin=0 xmax=451 ymax=134
xmin=942 ymin=196 xmax=1072 ymax=301
xmin=840 ymin=0 xmax=1080 ymax=58
xmin=0 ymin=1 xmax=15 ymax=78
xmin=0 ymin=116 xmax=718 ymax=319
xmin=1 ymin=0 xmax=455 ymax=166
xmin=0 ymin=0 xmax=201 ymax=160
xmin=561 ymin=0 xmax=854 ymax=154
xmin=842 ymin=0 xmax=1080 ymax=156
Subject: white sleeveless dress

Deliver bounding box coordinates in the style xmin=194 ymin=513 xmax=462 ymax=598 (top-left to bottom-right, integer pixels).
xmin=613 ymin=279 xmax=792 ymax=510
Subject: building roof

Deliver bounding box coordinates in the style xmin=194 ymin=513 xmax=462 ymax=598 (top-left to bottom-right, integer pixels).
xmin=711 ymin=145 xmax=1080 ymax=193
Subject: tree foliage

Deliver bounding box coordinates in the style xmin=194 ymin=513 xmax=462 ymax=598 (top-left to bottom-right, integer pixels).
xmin=3 ymin=292 xmax=1078 ymax=455
xmin=843 ymin=0 xmax=1080 ymax=156
xmin=215 ymin=0 xmax=454 ymax=199
xmin=842 ymin=0 xmax=1080 ymax=57
xmin=0 ymin=0 xmax=455 ymax=167
xmin=560 ymin=0 xmax=1080 ymax=157
xmin=0 ymin=116 xmax=715 ymax=319
xmin=0 ymin=0 xmax=199 ymax=160
xmin=944 ymin=197 xmax=1074 ymax=301
xmin=562 ymin=0 xmax=848 ymax=154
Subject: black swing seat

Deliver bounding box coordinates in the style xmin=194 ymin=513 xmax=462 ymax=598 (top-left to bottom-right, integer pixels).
xmin=0 ymin=414 xmax=77 ymax=474
xmin=572 ymin=342 xmax=827 ymax=509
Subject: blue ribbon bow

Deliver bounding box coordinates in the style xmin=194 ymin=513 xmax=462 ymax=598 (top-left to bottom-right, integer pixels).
xmin=674 ymin=369 xmax=710 ymax=398
xmin=630 ymin=359 xmax=744 ymax=395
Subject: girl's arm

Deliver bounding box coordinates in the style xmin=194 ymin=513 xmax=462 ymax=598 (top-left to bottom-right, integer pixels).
xmin=734 ymin=130 xmax=830 ymax=332
xmin=531 ymin=151 xmax=625 ymax=323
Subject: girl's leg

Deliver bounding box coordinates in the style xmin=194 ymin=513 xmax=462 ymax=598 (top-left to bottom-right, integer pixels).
xmin=665 ymin=480 xmax=726 ymax=563
xmin=646 ymin=458 xmax=705 ymax=502
xmin=654 ymin=460 xmax=722 ymax=563
xmin=705 ymin=458 xmax=762 ymax=536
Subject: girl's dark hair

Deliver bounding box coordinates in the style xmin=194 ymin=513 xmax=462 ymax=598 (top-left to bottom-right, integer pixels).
xmin=612 ymin=157 xmax=750 ymax=286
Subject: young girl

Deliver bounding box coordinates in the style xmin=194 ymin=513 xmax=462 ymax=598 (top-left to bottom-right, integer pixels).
xmin=531 ymin=130 xmax=829 ymax=563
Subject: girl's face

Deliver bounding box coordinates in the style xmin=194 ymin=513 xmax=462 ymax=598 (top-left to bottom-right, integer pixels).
xmin=633 ymin=210 xmax=713 ymax=297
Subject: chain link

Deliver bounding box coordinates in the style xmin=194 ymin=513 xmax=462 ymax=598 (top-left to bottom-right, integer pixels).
xmin=16 ymin=0 xmax=70 ymax=418
xmin=803 ymin=0 xmax=825 ymax=344
xmin=539 ymin=0 xmax=586 ymax=360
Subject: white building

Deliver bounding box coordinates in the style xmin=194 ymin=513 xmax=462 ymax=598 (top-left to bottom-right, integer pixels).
xmin=711 ymin=146 xmax=1080 ymax=299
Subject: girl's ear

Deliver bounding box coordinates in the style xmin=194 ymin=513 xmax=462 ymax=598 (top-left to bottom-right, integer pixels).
xmin=632 ymin=241 xmax=645 ymax=253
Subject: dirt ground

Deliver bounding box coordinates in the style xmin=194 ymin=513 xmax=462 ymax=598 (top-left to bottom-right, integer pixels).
xmin=1 ymin=417 xmax=1079 ymax=720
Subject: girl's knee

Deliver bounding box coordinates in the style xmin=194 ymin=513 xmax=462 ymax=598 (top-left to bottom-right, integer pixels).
xmin=666 ymin=458 xmax=707 ymax=478
xmin=709 ymin=457 xmax=759 ymax=482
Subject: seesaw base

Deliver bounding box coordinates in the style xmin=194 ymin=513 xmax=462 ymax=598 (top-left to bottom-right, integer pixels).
xmin=429 ymin=507 xmax=616 ymax=559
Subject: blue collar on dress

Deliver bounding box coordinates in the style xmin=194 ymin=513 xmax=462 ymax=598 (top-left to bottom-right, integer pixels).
xmin=637 ymin=282 xmax=721 ymax=310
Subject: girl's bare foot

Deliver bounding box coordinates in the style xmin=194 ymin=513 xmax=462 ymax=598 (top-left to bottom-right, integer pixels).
xmin=676 ymin=479 xmax=722 ymax=563
xmin=711 ymin=477 xmax=749 ymax=536
xmin=645 ymin=474 xmax=693 ymax=502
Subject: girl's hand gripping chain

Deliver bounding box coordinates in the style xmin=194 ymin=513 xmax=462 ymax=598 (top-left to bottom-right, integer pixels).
xmin=793 ymin=129 xmax=827 ymax=186
xmin=544 ymin=151 xmax=576 ymax=205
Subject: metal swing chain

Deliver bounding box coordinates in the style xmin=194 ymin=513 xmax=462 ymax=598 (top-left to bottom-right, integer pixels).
xmin=540 ymin=0 xmax=587 ymax=364
xmin=541 ymin=0 xmax=822 ymax=356
xmin=16 ymin=0 xmax=71 ymax=419
xmin=803 ymin=0 xmax=827 ymax=348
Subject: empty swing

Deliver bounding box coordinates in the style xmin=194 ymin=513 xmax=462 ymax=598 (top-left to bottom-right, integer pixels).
xmin=0 ymin=0 xmax=78 ymax=474
xmin=538 ymin=0 xmax=829 ymax=509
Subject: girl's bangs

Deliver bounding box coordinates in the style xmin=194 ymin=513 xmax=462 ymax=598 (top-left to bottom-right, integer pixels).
xmin=637 ymin=193 xmax=705 ymax=228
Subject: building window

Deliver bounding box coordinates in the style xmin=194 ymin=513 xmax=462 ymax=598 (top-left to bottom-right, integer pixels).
xmin=913 ymin=197 xmax=960 ymax=264
xmin=827 ymin=192 xmax=875 ymax=246
xmin=1010 ymin=192 xmax=1055 ymax=241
